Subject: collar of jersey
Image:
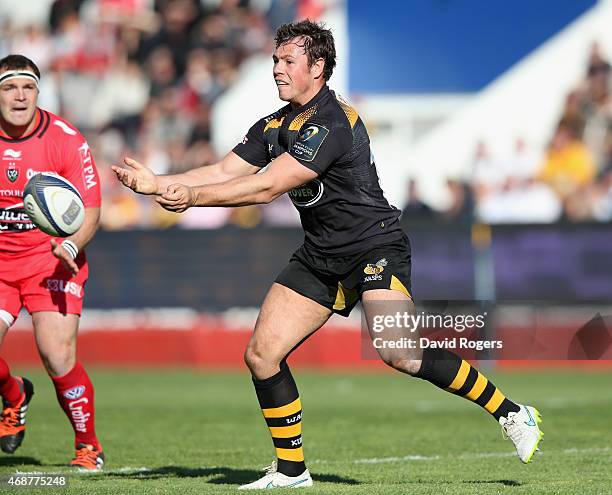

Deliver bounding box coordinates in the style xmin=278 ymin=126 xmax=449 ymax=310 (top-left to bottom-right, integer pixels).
xmin=0 ymin=108 xmax=44 ymax=142
xmin=287 ymin=84 xmax=330 ymax=116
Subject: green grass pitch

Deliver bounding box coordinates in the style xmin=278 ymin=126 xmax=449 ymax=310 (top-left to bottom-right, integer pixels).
xmin=0 ymin=368 xmax=610 ymax=494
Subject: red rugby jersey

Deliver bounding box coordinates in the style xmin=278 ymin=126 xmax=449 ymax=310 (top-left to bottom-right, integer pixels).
xmin=0 ymin=108 xmax=101 ymax=255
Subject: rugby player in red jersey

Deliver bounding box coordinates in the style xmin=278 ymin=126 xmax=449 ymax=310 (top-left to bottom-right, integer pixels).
xmin=0 ymin=55 xmax=104 ymax=470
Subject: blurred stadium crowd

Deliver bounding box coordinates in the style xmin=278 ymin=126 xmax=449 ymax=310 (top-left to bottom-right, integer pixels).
xmin=404 ymin=42 xmax=612 ymax=225
xmin=2 ymin=1 xmax=611 ymax=228
xmin=0 ymin=0 xmax=322 ymax=229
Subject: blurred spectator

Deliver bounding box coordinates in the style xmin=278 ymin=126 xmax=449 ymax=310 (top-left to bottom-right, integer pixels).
xmin=401 ymin=179 xmax=434 ymax=222
xmin=138 ymin=0 xmax=201 ymax=75
xmin=582 ymin=43 xmax=612 ymax=172
xmin=146 ymin=45 xmax=178 ymax=96
xmin=11 ymin=24 xmax=54 ymax=70
xmin=591 ymin=169 xmax=612 ymax=222
xmin=442 ymin=179 xmax=474 ymax=224
xmin=537 ymin=121 xmax=596 ymax=201
xmin=91 ymin=56 xmax=150 ymax=128
xmin=471 ymin=140 xmax=504 ymax=201
xmin=472 ymin=139 xmax=561 ymax=224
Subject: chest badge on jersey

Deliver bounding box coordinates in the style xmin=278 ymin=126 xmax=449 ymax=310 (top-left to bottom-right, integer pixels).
xmin=3 ymin=149 xmax=22 ymax=183
xmin=6 ymin=163 xmax=19 ymax=183
xmin=289 ymin=178 xmax=324 ymax=207
xmin=291 ymin=123 xmax=329 ymax=162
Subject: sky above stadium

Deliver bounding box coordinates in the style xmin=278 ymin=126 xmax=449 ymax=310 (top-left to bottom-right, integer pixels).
xmin=348 ymin=0 xmax=596 ymax=93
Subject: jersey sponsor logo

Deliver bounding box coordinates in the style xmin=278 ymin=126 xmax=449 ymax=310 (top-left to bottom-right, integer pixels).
xmin=0 ymin=206 xmax=34 ymax=232
xmin=26 ymin=168 xmax=43 ymax=180
xmin=0 ymin=189 xmax=22 ymax=197
xmin=78 ymin=142 xmax=97 ymax=190
xmin=46 ymin=279 xmax=83 ymax=298
xmin=364 ymin=258 xmax=388 ymax=281
xmin=68 ymin=398 xmax=90 ymax=432
xmin=63 ymin=385 xmax=86 ymax=400
xmin=288 ymin=179 xmax=324 ymax=207
xmin=241 ymin=135 xmax=248 ymax=144
xmin=5 ymin=163 xmax=18 ymax=182
xmin=291 ymin=123 xmax=329 ymax=162
xmin=2 ymin=149 xmax=22 ymax=160
xmin=0 ymin=207 xmax=30 ymax=222
xmin=53 ymin=120 xmax=77 ymax=135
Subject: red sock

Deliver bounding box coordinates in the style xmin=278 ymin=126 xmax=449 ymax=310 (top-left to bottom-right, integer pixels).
xmin=51 ymin=363 xmax=101 ymax=450
xmin=0 ymin=358 xmax=22 ymax=405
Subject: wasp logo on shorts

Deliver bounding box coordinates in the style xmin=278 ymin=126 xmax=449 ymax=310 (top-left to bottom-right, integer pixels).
xmin=364 ymin=258 xmax=388 ymax=282
xmin=64 ymin=385 xmax=86 ymax=400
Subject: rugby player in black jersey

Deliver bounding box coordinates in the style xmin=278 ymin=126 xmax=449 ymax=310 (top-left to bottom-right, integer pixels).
xmin=114 ymin=20 xmax=543 ymax=490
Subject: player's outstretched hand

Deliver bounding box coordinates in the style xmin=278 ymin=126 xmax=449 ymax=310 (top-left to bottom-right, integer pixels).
xmin=156 ymin=183 xmax=196 ymax=213
xmin=50 ymin=239 xmax=79 ymax=277
xmin=111 ymin=157 xmax=159 ymax=195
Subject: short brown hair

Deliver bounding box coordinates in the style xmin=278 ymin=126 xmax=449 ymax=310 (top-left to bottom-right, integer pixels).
xmin=275 ymin=20 xmax=336 ymax=81
xmin=0 ymin=54 xmax=41 ymax=80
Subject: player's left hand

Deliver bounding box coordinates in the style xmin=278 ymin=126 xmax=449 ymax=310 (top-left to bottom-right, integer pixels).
xmin=50 ymin=239 xmax=79 ymax=276
xmin=156 ymin=184 xmax=196 ymax=213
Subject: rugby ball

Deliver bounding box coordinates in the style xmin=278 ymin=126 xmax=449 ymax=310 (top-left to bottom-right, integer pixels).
xmin=23 ymin=173 xmax=85 ymax=237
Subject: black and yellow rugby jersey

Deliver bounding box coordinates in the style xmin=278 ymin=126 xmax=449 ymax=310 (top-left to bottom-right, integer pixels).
xmin=233 ymin=85 xmax=403 ymax=256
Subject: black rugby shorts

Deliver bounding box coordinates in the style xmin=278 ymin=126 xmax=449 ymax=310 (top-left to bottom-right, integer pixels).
xmin=275 ymin=235 xmax=412 ymax=317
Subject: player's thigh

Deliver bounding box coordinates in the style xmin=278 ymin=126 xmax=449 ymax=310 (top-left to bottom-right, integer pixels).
xmin=362 ymin=289 xmax=422 ymax=370
xmin=246 ymin=283 xmax=332 ymax=365
xmin=32 ymin=311 xmax=79 ymax=374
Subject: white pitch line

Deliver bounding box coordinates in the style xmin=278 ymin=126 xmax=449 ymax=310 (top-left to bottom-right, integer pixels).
xmin=354 ymin=454 xmax=441 ymax=464
xmin=313 ymin=446 xmax=612 ymax=465
xmin=107 ymin=467 xmax=152 ymax=474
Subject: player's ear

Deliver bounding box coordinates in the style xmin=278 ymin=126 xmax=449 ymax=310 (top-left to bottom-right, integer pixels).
xmin=311 ymin=58 xmax=325 ymax=80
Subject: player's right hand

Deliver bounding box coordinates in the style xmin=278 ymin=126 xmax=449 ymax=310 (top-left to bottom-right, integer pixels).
xmin=112 ymin=157 xmax=159 ymax=195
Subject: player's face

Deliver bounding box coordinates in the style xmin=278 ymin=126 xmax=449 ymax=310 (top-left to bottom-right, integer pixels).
xmin=273 ymin=38 xmax=319 ymax=106
xmin=0 ymin=76 xmax=39 ymax=131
